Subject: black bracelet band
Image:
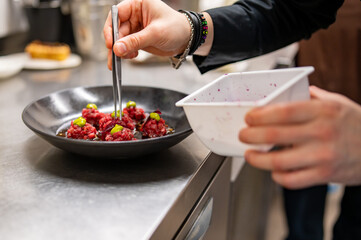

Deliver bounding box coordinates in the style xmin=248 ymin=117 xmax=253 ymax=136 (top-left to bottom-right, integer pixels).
xmin=178 ymin=10 xmax=208 ymax=56
xmin=188 ymin=11 xmax=202 ymax=55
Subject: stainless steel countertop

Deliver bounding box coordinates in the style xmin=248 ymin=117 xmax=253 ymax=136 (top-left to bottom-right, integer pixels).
xmin=0 ymin=59 xmax=224 ymax=240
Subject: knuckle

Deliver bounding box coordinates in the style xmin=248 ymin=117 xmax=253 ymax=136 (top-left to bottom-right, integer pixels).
xmin=312 ymin=122 xmax=337 ymax=141
xmin=280 ymin=104 xmax=293 ymax=117
xmin=318 ymin=150 xmax=331 ymax=163
xmin=317 ymin=167 xmax=334 ymax=181
xmin=272 ymin=173 xmax=296 ymax=189
xmin=128 ymin=35 xmax=141 ymax=49
xmin=321 ymin=101 xmax=342 ymax=117
xmin=264 ymin=128 xmax=280 ymax=143
xmin=319 ymin=125 xmax=335 ymax=140
xmin=270 ymin=154 xmax=284 ymax=171
xmin=274 ymin=104 xmax=294 ymax=121
xmin=317 ymin=146 xmax=337 ymax=163
xmin=244 ymin=151 xmax=257 ymax=166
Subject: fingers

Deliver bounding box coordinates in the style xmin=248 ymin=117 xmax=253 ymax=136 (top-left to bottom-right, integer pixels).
xmin=118 ymin=21 xmax=131 ymax=39
xmin=244 ymin=143 xmax=323 ymax=172
xmin=272 ymin=168 xmax=326 ymax=189
xmin=245 ymin=101 xmax=320 ymax=126
xmin=116 ymin=0 xmax=139 ymax=23
xmin=245 ymin=145 xmax=329 ymax=189
xmin=107 ymin=49 xmax=112 ymax=70
xmin=239 ymin=124 xmax=313 ymax=145
xmin=310 ymin=85 xmax=351 ymax=107
xmin=103 ymin=11 xmax=113 ymax=49
xmin=309 ymin=85 xmax=330 ymax=99
xmin=103 ymin=0 xmax=136 ymax=50
xmin=107 ymin=48 xmax=139 ymax=70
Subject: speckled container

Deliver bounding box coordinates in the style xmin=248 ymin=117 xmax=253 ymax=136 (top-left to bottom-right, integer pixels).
xmin=176 ymin=67 xmax=314 ymax=157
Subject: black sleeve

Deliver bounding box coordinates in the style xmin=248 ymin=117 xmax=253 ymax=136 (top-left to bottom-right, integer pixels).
xmin=193 ymin=0 xmax=344 ymax=73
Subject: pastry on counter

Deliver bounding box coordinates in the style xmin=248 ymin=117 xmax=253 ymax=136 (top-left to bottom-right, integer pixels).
xmin=25 ymin=40 xmax=71 ymax=61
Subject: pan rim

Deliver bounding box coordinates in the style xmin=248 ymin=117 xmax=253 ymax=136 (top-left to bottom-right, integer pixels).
xmin=22 ymin=85 xmax=192 ymax=146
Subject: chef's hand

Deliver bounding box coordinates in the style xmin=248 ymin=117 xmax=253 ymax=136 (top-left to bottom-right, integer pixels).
xmin=239 ymin=86 xmax=361 ymax=189
xmin=103 ymin=0 xmax=190 ymax=69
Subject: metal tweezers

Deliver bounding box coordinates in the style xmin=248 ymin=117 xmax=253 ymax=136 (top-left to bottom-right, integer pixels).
xmin=111 ymin=5 xmax=122 ymax=120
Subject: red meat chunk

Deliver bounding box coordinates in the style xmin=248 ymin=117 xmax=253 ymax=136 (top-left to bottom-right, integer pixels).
xmin=123 ymin=106 xmax=146 ymax=121
xmin=119 ymin=114 xmax=136 ymax=130
xmin=140 ymin=118 xmax=167 ymax=138
xmin=67 ymin=122 xmax=97 ymax=140
xmin=99 ymin=113 xmax=135 ymax=131
xmin=105 ymin=128 xmax=136 ymax=141
xmin=98 ymin=114 xmax=113 ymax=131
xmin=82 ymin=108 xmax=105 ymax=126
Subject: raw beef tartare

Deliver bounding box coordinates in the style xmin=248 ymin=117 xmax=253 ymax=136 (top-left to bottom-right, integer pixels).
xmin=61 ymin=101 xmax=173 ymax=142
xmin=140 ymin=111 xmax=167 ymax=138
xmin=81 ymin=103 xmax=105 ymax=127
xmin=66 ymin=117 xmax=97 ymax=140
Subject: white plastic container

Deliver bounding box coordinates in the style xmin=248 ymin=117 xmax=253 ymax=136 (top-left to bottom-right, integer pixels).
xmin=176 ymin=67 xmax=314 ymax=157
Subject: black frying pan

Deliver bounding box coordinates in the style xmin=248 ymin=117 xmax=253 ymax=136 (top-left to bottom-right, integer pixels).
xmin=22 ymin=86 xmax=192 ymax=159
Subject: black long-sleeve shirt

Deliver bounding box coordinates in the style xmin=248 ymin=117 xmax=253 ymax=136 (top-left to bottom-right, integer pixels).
xmin=193 ymin=0 xmax=344 ymax=73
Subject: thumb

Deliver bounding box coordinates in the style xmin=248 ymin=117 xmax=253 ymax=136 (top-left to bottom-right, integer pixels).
xmin=113 ymin=28 xmax=153 ymax=57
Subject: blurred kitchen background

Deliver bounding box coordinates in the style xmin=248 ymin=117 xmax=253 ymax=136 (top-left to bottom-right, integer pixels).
xmin=0 ymin=0 xmax=114 ymax=59
xmin=0 ymin=0 xmax=235 ymax=59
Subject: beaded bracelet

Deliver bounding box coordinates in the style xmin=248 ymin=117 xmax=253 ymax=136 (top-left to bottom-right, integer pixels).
xmin=169 ymin=12 xmax=194 ymax=69
xmin=199 ymin=13 xmax=208 ymax=45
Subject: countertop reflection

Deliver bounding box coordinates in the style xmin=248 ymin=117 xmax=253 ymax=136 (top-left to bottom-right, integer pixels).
xmin=0 ymin=59 xmax=222 ymax=240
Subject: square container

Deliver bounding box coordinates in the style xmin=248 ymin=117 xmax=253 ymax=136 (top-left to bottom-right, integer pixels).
xmin=176 ymin=67 xmax=314 ymax=157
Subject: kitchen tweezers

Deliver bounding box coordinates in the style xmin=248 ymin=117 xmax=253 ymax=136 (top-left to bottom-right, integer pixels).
xmin=111 ymin=5 xmax=122 ymax=120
